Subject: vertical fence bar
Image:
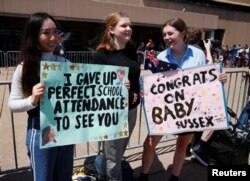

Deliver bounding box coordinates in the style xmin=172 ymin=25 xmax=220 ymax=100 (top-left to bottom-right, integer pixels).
xmin=8 ymin=83 xmax=18 ymax=169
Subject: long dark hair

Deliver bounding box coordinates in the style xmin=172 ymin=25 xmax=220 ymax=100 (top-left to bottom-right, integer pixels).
xmin=19 ymin=12 xmax=57 ymax=97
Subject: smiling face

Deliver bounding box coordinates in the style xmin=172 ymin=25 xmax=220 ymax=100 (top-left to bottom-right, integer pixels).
xmin=38 ymin=18 xmax=58 ymax=52
xmin=109 ymin=17 xmax=132 ymax=49
xmin=162 ymin=25 xmax=186 ymax=50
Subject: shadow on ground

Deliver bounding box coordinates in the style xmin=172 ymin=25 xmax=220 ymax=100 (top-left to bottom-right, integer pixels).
xmin=0 ymin=170 xmax=32 ymax=181
xmin=0 ymin=144 xmax=208 ymax=181
xmin=129 ymin=144 xmax=207 ymax=181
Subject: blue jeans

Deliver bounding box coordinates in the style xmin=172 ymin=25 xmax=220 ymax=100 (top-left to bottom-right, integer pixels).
xmin=25 ymin=117 xmax=74 ymax=181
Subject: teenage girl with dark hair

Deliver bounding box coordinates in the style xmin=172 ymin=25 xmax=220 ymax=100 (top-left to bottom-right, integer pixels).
xmin=8 ymin=12 xmax=74 ymax=181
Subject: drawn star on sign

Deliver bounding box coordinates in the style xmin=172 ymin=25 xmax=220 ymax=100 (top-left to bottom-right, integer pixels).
xmin=124 ymin=130 xmax=128 ymax=136
xmin=69 ymin=64 xmax=75 ymax=70
xmin=41 ymin=71 xmax=48 ymax=78
xmin=124 ymin=122 xmax=128 ymax=128
xmin=119 ymin=131 xmax=123 ymax=137
xmin=50 ymin=63 xmax=57 ymax=70
xmin=104 ymin=135 xmax=108 ymax=139
xmin=43 ymin=63 xmax=50 ymax=70
xmin=75 ymin=65 xmax=80 ymax=70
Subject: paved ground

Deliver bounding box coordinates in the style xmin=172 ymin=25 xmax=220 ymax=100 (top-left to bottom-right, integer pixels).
xmin=0 ymin=66 xmax=249 ymax=181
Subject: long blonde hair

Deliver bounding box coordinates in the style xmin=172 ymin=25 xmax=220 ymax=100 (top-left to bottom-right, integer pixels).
xmin=97 ymin=11 xmax=131 ymax=52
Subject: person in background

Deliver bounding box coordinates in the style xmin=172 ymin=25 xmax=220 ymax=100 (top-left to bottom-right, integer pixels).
xmin=187 ymin=27 xmax=213 ymax=64
xmin=243 ymin=44 xmax=250 ymax=67
xmin=139 ymin=18 xmax=227 ymax=181
xmin=137 ymin=42 xmax=146 ymax=68
xmin=8 ymin=12 xmax=74 ymax=181
xmin=146 ymin=38 xmax=155 ymax=51
xmin=90 ymin=11 xmax=141 ymax=181
xmin=157 ymin=42 xmax=165 ymax=51
xmin=144 ymin=39 xmax=156 ymax=70
xmin=56 ymin=30 xmax=66 ymax=57
xmin=229 ymin=44 xmax=239 ymax=67
xmin=186 ymin=27 xmax=216 ymax=164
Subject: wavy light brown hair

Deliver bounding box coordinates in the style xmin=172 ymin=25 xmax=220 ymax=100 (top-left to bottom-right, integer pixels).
xmin=96 ymin=11 xmax=132 ymax=52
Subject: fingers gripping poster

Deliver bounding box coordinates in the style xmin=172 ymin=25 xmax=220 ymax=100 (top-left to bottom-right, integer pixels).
xmin=143 ymin=64 xmax=229 ymax=135
xmin=40 ymin=61 xmax=129 ymax=148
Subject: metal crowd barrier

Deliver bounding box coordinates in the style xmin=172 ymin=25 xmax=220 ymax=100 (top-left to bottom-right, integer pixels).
xmin=0 ymin=51 xmax=5 ymax=68
xmin=0 ymin=51 xmax=95 ymax=68
xmin=0 ymin=66 xmax=249 ymax=175
xmin=5 ymin=51 xmax=20 ymax=67
xmin=66 ymin=51 xmax=95 ymax=63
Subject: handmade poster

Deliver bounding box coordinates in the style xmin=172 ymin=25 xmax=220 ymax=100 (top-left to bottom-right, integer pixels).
xmin=40 ymin=61 xmax=129 ymax=148
xmin=143 ymin=64 xmax=229 ymax=135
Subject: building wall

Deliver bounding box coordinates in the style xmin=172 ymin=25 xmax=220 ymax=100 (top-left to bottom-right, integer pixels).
xmin=143 ymin=0 xmax=250 ymax=46
xmin=0 ymin=0 xmax=249 ymax=46
xmin=0 ymin=0 xmax=218 ymax=28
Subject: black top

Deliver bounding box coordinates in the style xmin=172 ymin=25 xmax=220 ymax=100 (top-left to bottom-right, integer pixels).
xmin=91 ymin=49 xmax=141 ymax=110
xmin=28 ymin=106 xmax=39 ymax=117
